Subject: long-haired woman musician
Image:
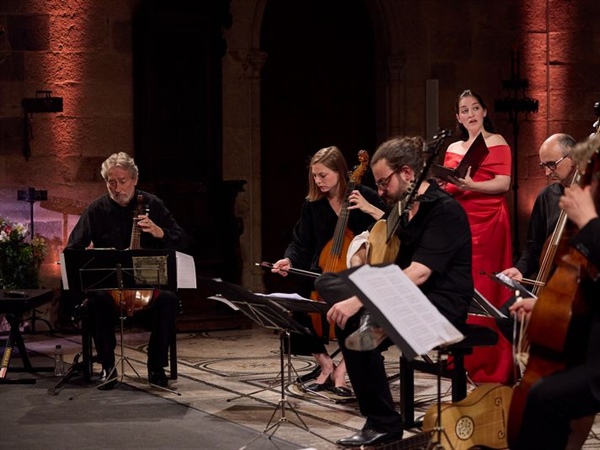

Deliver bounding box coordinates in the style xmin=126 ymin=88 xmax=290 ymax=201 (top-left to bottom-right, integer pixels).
xmin=271 ymin=146 xmax=386 ymax=396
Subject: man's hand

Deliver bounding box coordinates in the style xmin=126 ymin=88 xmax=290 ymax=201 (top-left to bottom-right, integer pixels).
xmin=326 ymin=296 xmax=363 ymax=329
xmin=501 ymin=267 xmax=523 ymax=281
xmin=508 ymin=297 xmax=537 ymax=321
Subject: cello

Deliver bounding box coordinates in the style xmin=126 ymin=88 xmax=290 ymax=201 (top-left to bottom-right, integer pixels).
xmin=512 ymin=169 xmax=580 ymax=375
xmin=310 ymin=150 xmax=371 ymax=339
xmin=507 ymin=131 xmax=600 ymax=449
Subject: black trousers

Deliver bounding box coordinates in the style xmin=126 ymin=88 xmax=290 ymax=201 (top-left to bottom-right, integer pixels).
xmin=86 ymin=290 xmax=178 ymax=370
xmin=315 ymin=270 xmax=403 ymax=433
xmin=513 ymin=365 xmax=600 ymax=450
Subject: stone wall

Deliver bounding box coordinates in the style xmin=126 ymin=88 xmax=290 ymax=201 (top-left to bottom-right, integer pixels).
xmin=1 ymin=0 xmax=599 ymax=304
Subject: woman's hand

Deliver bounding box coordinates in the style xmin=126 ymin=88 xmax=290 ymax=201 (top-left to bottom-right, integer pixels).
xmin=348 ymin=190 xmax=384 ymax=219
xmin=559 ymin=185 xmax=598 ymax=229
xmin=271 ymin=258 xmax=292 ymax=277
xmin=449 ymin=167 xmax=474 ymax=191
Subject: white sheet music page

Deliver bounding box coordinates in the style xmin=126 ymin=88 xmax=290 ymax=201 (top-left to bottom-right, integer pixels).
xmin=176 ymin=251 xmax=197 ymax=289
xmin=348 ymin=264 xmax=464 ymax=357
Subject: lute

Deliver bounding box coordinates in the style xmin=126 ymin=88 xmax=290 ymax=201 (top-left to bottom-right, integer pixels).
xmin=367 ymin=129 xmax=451 ymax=264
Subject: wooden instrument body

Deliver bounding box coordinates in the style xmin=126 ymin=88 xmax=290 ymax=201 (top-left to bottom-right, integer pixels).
xmin=507 ymin=250 xmax=594 ymax=449
xmin=366 ymin=130 xmax=451 ymax=266
xmin=423 ymin=383 xmax=513 ymax=450
xmin=110 ymin=193 xmax=155 ymax=316
xmin=367 ymin=218 xmax=400 ymax=265
xmin=310 ymin=151 xmax=370 ymax=339
xmin=507 ymin=131 xmax=600 ymax=449
xmin=310 ymin=227 xmax=354 ymax=338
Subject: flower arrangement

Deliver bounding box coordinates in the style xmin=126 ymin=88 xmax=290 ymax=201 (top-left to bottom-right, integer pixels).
xmin=0 ymin=216 xmax=48 ymax=289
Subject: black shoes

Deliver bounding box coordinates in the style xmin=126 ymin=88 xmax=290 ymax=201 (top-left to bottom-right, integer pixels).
xmin=345 ymin=313 xmax=387 ymax=351
xmin=303 ymin=381 xmax=328 ymax=392
xmin=303 ymin=376 xmax=353 ymax=397
xmin=97 ymin=366 xmax=118 ymax=390
xmin=336 ymin=427 xmax=403 ymax=447
xmin=329 ymin=384 xmax=353 ymax=397
xmin=148 ymin=367 xmax=169 ymax=387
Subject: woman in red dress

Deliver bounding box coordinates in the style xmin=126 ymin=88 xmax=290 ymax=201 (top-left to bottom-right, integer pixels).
xmin=441 ymin=89 xmax=514 ymax=384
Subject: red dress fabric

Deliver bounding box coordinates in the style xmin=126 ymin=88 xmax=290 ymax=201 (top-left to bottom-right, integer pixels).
xmin=443 ymin=144 xmax=515 ymax=383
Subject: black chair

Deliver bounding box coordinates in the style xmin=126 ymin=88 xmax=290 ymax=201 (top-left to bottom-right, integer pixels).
xmin=399 ymin=322 xmax=498 ymax=428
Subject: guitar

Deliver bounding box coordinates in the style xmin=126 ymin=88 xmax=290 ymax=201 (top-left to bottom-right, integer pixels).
xmin=110 ymin=193 xmax=155 ymax=316
xmin=422 ymin=383 xmax=513 ymax=450
xmin=367 ymin=129 xmax=451 ymax=264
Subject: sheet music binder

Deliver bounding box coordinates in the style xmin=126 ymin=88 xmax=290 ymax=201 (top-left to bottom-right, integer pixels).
xmin=61 ymin=248 xmax=177 ymax=292
xmin=432 ymin=132 xmax=490 ymax=182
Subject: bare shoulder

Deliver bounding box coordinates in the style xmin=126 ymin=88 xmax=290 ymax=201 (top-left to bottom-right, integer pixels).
xmin=446 ymin=140 xmax=467 ymax=154
xmin=484 ymin=132 xmax=509 ymax=147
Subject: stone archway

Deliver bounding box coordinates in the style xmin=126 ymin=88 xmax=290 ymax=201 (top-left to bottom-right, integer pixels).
xmin=222 ymin=0 xmax=401 ymax=291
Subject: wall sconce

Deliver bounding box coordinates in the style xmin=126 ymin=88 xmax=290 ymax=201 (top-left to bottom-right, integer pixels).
xmin=17 ymin=187 xmax=48 ymax=239
xmin=21 ymin=90 xmax=63 ymax=160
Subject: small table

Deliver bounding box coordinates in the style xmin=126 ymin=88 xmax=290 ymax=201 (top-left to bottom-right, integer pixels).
xmin=0 ymin=289 xmax=55 ymax=384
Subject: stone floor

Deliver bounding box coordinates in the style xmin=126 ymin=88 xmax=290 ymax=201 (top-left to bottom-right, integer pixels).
xmin=4 ymin=323 xmax=600 ymax=449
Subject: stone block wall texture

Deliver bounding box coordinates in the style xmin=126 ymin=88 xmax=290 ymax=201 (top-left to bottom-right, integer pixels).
xmin=1 ymin=0 xmax=599 ymax=296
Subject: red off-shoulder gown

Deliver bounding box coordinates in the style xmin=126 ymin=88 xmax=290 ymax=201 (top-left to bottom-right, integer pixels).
xmin=443 ymin=144 xmax=514 ymax=383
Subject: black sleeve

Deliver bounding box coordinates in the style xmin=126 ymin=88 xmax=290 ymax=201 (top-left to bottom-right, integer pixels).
xmin=571 ymin=217 xmax=600 ymax=269
xmin=144 ymin=193 xmax=189 ymax=252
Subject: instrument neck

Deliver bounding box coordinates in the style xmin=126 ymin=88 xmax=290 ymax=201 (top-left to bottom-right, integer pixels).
xmin=129 ymin=193 xmax=145 ymax=250
xmin=532 ymin=171 xmax=580 ymax=294
xmin=328 ymin=181 xmax=355 ymax=258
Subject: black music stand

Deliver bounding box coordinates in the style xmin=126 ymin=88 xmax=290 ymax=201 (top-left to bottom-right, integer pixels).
xmin=54 ymin=248 xmax=176 ymax=396
xmin=199 ymin=277 xmax=335 ymax=448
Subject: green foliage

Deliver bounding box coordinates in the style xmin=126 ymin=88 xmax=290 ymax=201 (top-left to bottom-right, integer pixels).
xmin=0 ymin=216 xmax=47 ymax=289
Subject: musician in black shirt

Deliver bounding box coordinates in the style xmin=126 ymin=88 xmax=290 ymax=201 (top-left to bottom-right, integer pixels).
xmin=66 ymin=152 xmax=189 ymax=389
xmin=315 ymin=136 xmax=473 ymax=447
xmin=508 ymin=182 xmax=600 ymax=450
xmin=501 ymin=133 xmax=577 ymax=282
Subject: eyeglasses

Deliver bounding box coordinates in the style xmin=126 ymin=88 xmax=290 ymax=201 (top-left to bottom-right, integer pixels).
xmin=539 ymin=156 xmax=567 ymax=171
xmin=375 ymin=170 xmax=397 ymax=189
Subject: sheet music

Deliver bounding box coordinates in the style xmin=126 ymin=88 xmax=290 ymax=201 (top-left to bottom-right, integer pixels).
xmin=348 ymin=264 xmax=464 ymax=358
xmin=494 ymin=272 xmax=537 ymax=299
xmin=176 ymin=251 xmax=197 ymax=289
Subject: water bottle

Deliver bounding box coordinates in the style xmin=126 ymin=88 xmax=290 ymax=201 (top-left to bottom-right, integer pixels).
xmin=54 ymin=344 xmax=65 ymax=377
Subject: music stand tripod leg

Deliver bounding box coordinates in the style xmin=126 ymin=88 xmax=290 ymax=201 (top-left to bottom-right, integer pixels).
xmin=426 ymin=348 xmax=456 ymax=450
xmin=109 ymin=298 xmax=181 ymax=396
xmin=241 ymin=331 xmax=338 ymax=450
